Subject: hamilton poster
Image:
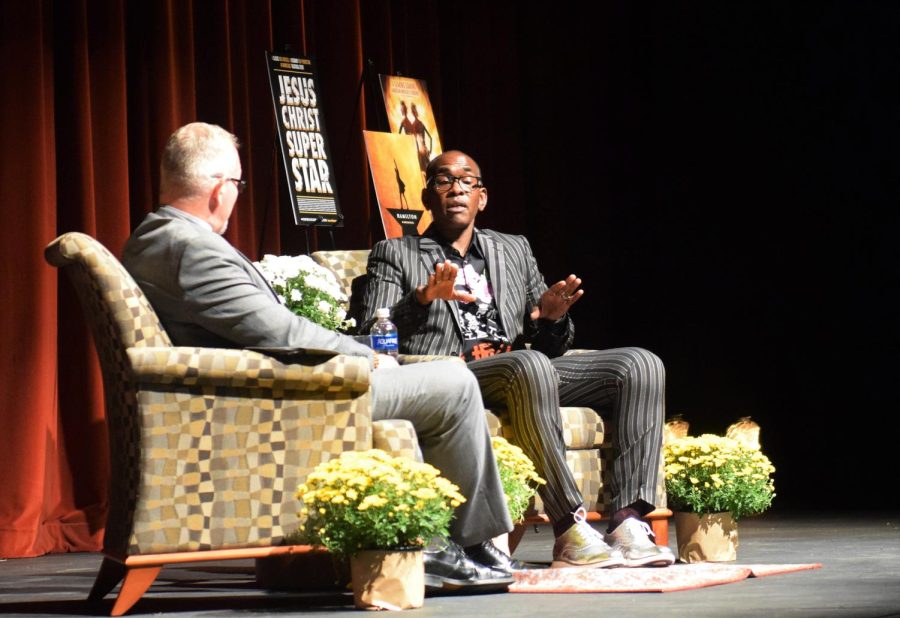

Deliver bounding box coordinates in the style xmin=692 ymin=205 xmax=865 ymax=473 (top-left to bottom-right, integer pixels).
xmin=379 ymin=75 xmax=443 ymax=179
xmin=266 ymin=52 xmax=342 ymax=226
xmin=363 ymin=131 xmax=433 ymax=238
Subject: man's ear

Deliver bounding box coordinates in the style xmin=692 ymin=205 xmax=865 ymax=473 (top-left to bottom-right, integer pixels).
xmin=208 ymin=180 xmax=225 ymax=214
xmin=477 ymin=187 xmax=488 ymax=212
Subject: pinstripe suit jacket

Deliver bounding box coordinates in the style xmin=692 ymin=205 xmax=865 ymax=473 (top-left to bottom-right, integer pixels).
xmin=363 ymin=228 xmax=574 ymax=358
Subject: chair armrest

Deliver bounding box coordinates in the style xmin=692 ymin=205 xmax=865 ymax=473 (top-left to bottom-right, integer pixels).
xmin=397 ymin=353 xmax=465 ymax=366
xmin=127 ymin=347 xmax=369 ymax=394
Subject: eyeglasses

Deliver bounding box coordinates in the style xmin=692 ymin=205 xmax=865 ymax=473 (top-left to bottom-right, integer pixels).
xmin=427 ymin=174 xmax=483 ymax=193
xmin=211 ymin=175 xmax=248 ymax=194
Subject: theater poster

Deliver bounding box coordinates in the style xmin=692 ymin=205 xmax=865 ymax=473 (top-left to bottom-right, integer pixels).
xmin=379 ymin=75 xmax=443 ymax=179
xmin=363 ymin=131 xmax=433 ymax=238
xmin=266 ymin=52 xmax=342 ymax=226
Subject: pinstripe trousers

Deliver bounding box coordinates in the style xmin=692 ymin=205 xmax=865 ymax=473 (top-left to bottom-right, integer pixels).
xmin=467 ymin=346 xmax=665 ymax=522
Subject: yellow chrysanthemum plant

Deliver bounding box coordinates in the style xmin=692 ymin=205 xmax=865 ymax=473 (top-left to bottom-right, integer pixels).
xmin=663 ymin=434 xmax=776 ymax=520
xmin=294 ymin=449 xmax=466 ymax=559
xmin=492 ymin=436 xmax=546 ymax=522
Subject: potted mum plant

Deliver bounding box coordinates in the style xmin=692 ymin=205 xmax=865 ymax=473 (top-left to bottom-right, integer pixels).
xmin=491 ymin=436 xmax=546 ymax=554
xmin=296 ymin=449 xmax=465 ymax=610
xmin=664 ymin=433 xmax=775 ymax=563
xmin=254 ymin=254 xmax=354 ymax=331
xmin=492 ymin=436 xmax=545 ymax=523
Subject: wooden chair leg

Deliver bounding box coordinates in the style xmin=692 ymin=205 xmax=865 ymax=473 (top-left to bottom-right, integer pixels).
xmin=86 ymin=546 xmax=315 ymax=615
xmin=88 ymin=557 xmax=126 ymax=602
xmin=649 ymin=516 xmax=669 ymax=546
xmin=110 ymin=565 xmax=161 ymax=617
xmin=508 ymin=522 xmax=528 ymax=554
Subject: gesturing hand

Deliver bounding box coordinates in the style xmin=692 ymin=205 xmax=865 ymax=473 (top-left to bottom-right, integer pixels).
xmin=415 ymin=260 xmax=477 ymax=305
xmin=529 ymin=274 xmax=584 ymax=322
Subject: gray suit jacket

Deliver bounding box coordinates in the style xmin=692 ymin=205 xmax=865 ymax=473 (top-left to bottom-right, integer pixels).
xmin=362 ymin=228 xmax=574 ymax=357
xmin=122 ymin=206 xmax=371 ymax=359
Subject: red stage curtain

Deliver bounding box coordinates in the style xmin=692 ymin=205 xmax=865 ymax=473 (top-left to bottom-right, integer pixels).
xmin=0 ymin=0 xmax=524 ymax=558
xmin=0 ymin=0 xmax=66 ymax=558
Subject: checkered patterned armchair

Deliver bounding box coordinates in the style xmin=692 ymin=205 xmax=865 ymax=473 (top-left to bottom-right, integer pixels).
xmin=310 ymin=250 xmax=666 ymax=524
xmin=45 ymin=233 xmax=420 ymax=616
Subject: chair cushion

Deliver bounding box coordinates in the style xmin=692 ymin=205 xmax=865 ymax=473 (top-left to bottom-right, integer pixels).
xmin=485 ymin=410 xmax=503 ymax=437
xmin=310 ymin=250 xmax=371 ymax=299
xmin=532 ymin=448 xmax=604 ymax=514
xmin=561 ymin=407 xmax=604 ymax=449
xmin=484 ymin=407 xmax=604 ymax=449
xmin=373 ymin=419 xmax=423 ymax=462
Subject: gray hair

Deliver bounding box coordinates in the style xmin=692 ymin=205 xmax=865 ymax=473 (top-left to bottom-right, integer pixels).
xmin=160 ymin=122 xmax=240 ymax=198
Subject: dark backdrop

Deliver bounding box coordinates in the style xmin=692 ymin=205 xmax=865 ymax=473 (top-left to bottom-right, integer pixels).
xmin=2 ymin=1 xmax=896 ymax=557
xmin=508 ymin=4 xmax=899 ymax=511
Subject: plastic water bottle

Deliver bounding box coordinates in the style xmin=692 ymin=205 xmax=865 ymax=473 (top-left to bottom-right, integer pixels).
xmin=370 ymin=308 xmax=399 ymax=357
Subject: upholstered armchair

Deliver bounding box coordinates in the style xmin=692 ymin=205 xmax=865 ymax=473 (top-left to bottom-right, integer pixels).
xmin=311 ymin=249 xmax=670 ymax=548
xmin=45 ymin=233 xmax=420 ymax=616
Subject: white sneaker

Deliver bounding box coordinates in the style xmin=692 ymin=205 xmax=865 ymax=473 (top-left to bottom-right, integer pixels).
xmin=605 ymin=517 xmax=675 ymax=567
xmin=551 ymin=508 xmax=626 ymax=569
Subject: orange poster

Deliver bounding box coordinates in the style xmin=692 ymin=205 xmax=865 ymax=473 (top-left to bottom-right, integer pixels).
xmin=363 ymin=131 xmax=433 ymax=238
xmin=379 ymin=75 xmax=443 ymax=179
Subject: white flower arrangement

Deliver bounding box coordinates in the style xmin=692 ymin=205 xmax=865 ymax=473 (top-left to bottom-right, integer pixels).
xmin=254 ymin=254 xmax=355 ymax=332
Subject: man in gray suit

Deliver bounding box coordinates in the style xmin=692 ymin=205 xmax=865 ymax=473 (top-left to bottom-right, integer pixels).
xmin=363 ymin=150 xmax=674 ymax=569
xmin=122 ymin=123 xmax=515 ymax=592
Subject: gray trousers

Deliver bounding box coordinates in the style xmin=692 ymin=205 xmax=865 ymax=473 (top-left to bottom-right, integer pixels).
xmin=370 ymin=360 xmax=513 ymax=546
xmin=467 ymin=347 xmax=665 ymax=522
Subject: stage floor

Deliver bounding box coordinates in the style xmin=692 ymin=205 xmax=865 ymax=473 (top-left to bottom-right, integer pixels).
xmin=1 ymin=511 xmax=898 ymax=617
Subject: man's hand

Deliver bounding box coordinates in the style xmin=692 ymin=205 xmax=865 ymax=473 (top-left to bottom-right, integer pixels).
xmin=529 ymin=274 xmax=584 ymax=322
xmin=373 ymin=353 xmax=400 ymax=370
xmin=415 ymin=259 xmax=477 ymax=305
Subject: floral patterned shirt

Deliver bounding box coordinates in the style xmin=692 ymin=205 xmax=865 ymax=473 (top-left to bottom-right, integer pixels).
xmin=440 ymin=235 xmax=512 ymax=362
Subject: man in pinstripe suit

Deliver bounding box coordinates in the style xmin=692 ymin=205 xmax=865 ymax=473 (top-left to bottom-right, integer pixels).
xmin=363 ymin=150 xmax=674 ymax=569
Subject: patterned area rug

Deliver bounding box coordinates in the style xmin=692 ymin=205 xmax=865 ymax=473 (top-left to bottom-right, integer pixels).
xmin=510 ymin=563 xmax=821 ymax=593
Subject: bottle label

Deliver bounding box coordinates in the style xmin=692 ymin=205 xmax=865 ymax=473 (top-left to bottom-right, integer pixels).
xmin=371 ymin=334 xmax=399 ymax=352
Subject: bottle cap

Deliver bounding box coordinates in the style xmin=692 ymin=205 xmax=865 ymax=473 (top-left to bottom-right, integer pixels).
xmin=375 ymin=307 xmax=391 ymax=319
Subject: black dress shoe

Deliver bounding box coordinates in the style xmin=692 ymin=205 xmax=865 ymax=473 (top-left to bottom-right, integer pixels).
xmin=423 ymin=540 xmax=514 ymax=594
xmin=464 ymin=540 xmax=547 ymax=573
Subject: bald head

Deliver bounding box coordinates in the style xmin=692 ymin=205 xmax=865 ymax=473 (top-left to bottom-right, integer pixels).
xmin=160 ymin=122 xmax=240 ymax=201
xmin=426 ymin=150 xmax=482 ymax=181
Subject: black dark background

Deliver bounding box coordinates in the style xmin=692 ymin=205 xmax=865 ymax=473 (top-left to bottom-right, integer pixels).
xmin=367 ymin=3 xmax=898 ymax=510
